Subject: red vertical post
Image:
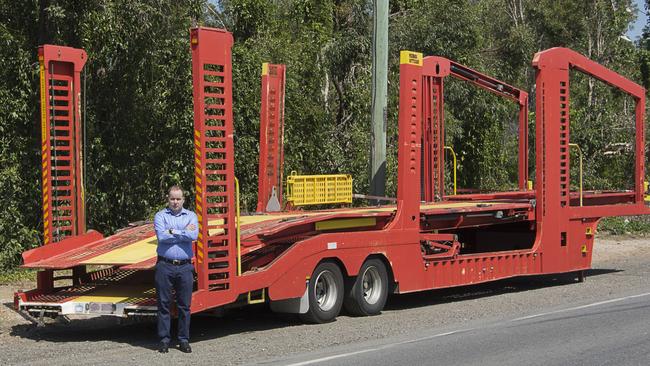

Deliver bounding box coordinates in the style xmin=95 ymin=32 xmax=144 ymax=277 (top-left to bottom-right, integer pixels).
xmin=191 ymin=27 xmax=236 ymax=292
xmin=421 ymin=73 xmax=445 ymax=202
xmin=38 ymin=45 xmax=87 ymax=245
xmin=432 ymin=77 xmax=445 ymax=200
xmin=388 ymin=51 xmax=423 ymax=230
xmin=422 ymin=56 xmax=451 ymax=201
xmin=256 ymin=63 xmax=286 ymax=212
xmin=532 ymin=52 xmax=570 ymax=272
xmin=635 ymin=94 xmax=645 ymax=204
xmin=421 ymin=76 xmax=432 ymax=201
xmin=518 ymin=94 xmax=529 ymax=190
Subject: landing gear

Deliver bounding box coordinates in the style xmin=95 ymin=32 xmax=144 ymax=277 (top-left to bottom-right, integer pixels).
xmin=344 ymin=259 xmax=389 ymax=316
xmin=577 ymin=270 xmax=586 ymax=283
xmin=300 ymin=262 xmax=344 ymax=323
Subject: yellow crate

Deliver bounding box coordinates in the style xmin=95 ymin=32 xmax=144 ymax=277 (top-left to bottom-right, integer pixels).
xmin=286 ymin=172 xmax=353 ymax=206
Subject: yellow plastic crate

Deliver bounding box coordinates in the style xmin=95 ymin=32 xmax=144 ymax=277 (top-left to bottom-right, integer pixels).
xmin=286 ymin=172 xmax=353 ymax=206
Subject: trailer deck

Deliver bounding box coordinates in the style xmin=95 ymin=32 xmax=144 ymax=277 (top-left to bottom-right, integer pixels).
xmin=22 ymin=197 xmax=535 ymax=271
xmin=17 ymin=198 xmax=534 ymax=317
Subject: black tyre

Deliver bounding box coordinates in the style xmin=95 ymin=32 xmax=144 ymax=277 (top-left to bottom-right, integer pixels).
xmin=344 ymin=258 xmax=388 ymax=316
xmin=300 ymin=262 xmax=344 ymax=323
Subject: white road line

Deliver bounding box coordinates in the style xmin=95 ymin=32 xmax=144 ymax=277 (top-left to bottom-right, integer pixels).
xmin=390 ymin=330 xmax=464 ymax=346
xmin=282 ymin=330 xmax=466 ymax=366
xmin=282 ymin=348 xmax=380 ymax=366
xmin=511 ymin=291 xmax=650 ymax=322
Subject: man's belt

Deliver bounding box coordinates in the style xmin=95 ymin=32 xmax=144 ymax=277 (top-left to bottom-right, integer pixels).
xmin=157 ymin=256 xmax=192 ymax=265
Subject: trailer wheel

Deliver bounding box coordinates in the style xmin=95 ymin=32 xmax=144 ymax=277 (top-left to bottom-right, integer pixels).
xmin=300 ymin=262 xmax=344 ymax=323
xmin=344 ymin=258 xmax=388 ymax=316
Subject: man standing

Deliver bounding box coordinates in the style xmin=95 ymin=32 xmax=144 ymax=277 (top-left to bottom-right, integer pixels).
xmin=154 ymin=185 xmax=198 ymax=353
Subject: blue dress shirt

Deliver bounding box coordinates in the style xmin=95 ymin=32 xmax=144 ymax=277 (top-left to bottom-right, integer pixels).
xmin=154 ymin=207 xmax=199 ymax=260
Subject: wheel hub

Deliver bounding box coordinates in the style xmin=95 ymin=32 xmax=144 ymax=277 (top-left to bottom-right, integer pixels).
xmin=314 ymin=270 xmax=338 ymax=311
xmin=361 ymin=266 xmax=382 ymax=304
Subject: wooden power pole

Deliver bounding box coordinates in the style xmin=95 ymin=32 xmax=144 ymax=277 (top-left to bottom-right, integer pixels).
xmin=370 ymin=0 xmax=389 ymax=202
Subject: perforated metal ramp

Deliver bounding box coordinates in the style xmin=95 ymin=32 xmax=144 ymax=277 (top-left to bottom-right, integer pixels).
xmin=22 ymin=224 xmax=155 ymax=269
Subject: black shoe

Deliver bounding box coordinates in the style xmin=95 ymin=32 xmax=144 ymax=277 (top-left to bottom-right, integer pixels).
xmin=179 ymin=341 xmax=192 ymax=353
xmin=158 ymin=342 xmax=169 ymax=353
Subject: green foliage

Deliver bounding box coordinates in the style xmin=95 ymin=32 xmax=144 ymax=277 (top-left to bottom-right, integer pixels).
xmin=0 ymin=0 xmax=649 ymax=274
xmin=0 ymin=1 xmax=41 ymax=270
xmin=0 ymin=268 xmax=36 ymax=285
xmin=79 ymin=1 xmax=200 ymax=232
xmin=599 ymin=216 xmax=650 ymax=235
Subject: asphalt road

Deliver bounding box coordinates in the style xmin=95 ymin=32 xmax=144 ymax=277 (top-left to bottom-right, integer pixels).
xmin=1 ymin=237 xmax=649 ymax=365
xmin=262 ymin=291 xmax=650 ymax=366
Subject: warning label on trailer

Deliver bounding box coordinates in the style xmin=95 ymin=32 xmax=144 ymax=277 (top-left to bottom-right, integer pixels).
xmin=400 ymin=51 xmax=423 ymax=66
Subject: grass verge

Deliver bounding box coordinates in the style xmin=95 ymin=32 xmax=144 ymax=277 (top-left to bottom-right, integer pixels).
xmin=598 ymin=216 xmax=650 ymax=236
xmin=0 ymin=268 xmax=36 ymax=285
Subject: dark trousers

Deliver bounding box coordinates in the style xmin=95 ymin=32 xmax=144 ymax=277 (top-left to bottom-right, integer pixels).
xmin=155 ymin=260 xmax=193 ymax=344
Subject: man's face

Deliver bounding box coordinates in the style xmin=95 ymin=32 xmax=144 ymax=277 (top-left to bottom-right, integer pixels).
xmin=168 ymin=189 xmax=185 ymax=213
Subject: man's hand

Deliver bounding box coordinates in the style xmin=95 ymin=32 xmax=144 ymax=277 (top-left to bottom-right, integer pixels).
xmin=186 ymin=223 xmax=197 ymax=231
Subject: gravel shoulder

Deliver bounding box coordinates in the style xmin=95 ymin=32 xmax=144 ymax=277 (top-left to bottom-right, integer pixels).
xmin=0 ymin=235 xmax=648 ymax=365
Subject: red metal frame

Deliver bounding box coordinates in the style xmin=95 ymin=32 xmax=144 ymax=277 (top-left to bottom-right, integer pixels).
xmin=420 ymin=56 xmax=529 ymax=201
xmin=533 ymin=47 xmax=646 ymax=215
xmin=256 ymin=63 xmax=287 ymax=212
xmin=532 ymin=47 xmax=648 ymax=273
xmin=389 ymin=52 xmax=424 ymax=230
xmin=190 ymin=27 xmax=239 ymax=308
xmin=39 ymin=45 xmax=87 ymax=245
xmin=16 ymin=30 xmax=650 ymax=321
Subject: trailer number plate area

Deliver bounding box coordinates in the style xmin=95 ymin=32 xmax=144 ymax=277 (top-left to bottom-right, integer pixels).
xmin=86 ymin=302 xmax=116 ymax=314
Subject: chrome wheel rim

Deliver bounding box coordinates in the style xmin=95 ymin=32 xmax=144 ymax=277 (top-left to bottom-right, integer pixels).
xmin=361 ymin=266 xmax=382 ymax=305
xmin=314 ymin=270 xmax=337 ymax=311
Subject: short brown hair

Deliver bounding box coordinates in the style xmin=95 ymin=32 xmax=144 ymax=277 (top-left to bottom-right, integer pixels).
xmin=168 ymin=185 xmax=184 ymax=196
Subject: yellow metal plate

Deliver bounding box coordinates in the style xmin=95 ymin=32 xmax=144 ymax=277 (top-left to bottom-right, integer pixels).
xmin=81 ymin=238 xmax=158 ymax=265
xmin=315 ymin=217 xmax=377 ymax=231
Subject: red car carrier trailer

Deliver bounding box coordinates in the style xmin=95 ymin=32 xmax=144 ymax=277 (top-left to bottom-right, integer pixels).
xmin=15 ymin=27 xmax=650 ymax=324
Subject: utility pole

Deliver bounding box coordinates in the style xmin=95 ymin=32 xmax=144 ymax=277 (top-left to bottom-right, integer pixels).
xmin=370 ymin=0 xmax=389 ymax=202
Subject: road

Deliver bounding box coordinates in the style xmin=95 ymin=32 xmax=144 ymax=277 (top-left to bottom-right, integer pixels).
xmin=263 ymin=291 xmax=650 ymax=366
xmin=0 ymin=236 xmax=649 ymax=365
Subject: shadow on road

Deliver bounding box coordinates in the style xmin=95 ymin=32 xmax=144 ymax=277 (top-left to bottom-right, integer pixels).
xmin=5 ymin=268 xmax=621 ymax=348
xmin=385 ymin=268 xmax=621 ymax=311
xmin=6 ymin=302 xmax=300 ymax=350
